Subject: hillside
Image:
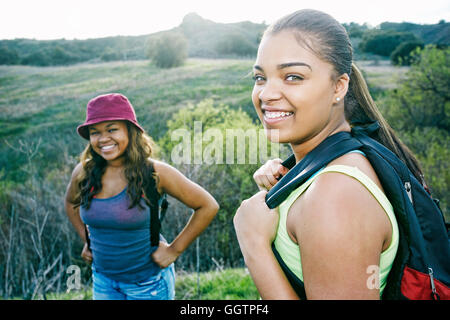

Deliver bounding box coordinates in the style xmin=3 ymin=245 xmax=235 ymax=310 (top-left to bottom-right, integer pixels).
xmin=380 ymin=21 xmax=450 ymax=45
xmin=0 ymin=13 xmax=447 ymax=66
xmin=0 ymin=13 xmax=266 ymax=66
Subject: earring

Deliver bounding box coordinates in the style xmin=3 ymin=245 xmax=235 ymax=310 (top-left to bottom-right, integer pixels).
xmin=336 ymin=97 xmax=341 ymax=102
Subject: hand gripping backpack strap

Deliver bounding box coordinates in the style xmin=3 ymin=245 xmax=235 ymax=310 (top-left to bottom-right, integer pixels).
xmin=265 ymin=131 xmax=363 ymax=209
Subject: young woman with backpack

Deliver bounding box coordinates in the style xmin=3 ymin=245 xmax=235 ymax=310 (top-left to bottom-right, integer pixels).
xmin=65 ymin=93 xmax=219 ymax=300
xmin=233 ymin=9 xmax=438 ymax=299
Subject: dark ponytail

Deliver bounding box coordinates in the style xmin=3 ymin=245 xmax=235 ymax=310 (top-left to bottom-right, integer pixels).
xmin=346 ymin=63 xmax=425 ymax=185
xmin=265 ymin=9 xmax=426 ymax=186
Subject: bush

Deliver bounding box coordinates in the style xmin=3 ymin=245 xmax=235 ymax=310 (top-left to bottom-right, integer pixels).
xmin=100 ymin=47 xmax=122 ymax=62
xmin=0 ymin=46 xmax=19 ymax=65
xmin=158 ymin=99 xmax=287 ymax=272
xmin=215 ymin=33 xmax=257 ymax=57
xmin=390 ymin=41 xmax=424 ymax=65
xmin=148 ymin=32 xmax=188 ymax=68
xmin=359 ymin=30 xmax=419 ymax=56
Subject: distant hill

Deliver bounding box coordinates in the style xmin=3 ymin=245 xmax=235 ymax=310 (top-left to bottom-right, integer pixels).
xmin=0 ymin=13 xmax=447 ymax=66
xmin=0 ymin=13 xmax=266 ymax=66
xmin=380 ymin=21 xmax=449 ymax=45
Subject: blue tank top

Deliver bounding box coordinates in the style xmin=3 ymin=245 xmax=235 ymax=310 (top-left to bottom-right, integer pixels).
xmin=80 ymin=187 xmax=163 ymax=283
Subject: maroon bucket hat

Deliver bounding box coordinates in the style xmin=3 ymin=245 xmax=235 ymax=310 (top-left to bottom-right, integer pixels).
xmin=77 ymin=93 xmax=144 ymax=140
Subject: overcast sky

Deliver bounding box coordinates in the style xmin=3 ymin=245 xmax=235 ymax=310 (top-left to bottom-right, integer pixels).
xmin=1 ymin=0 xmax=449 ymax=40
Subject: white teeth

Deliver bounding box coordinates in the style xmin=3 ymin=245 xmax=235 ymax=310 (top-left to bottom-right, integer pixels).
xmin=265 ymin=111 xmax=293 ymax=119
xmin=101 ymin=145 xmax=115 ymax=151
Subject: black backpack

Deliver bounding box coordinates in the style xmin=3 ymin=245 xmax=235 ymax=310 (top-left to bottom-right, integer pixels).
xmin=265 ymin=123 xmax=450 ymax=300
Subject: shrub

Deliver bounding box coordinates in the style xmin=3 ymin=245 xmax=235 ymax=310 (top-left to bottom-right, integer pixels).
xmin=390 ymin=41 xmax=424 ymax=65
xmin=359 ymin=30 xmax=419 ymax=56
xmin=215 ymin=33 xmax=257 ymax=57
xmin=0 ymin=46 xmax=19 ymax=65
xmin=148 ymin=32 xmax=188 ymax=68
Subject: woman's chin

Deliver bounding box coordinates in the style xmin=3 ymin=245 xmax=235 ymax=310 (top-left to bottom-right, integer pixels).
xmin=264 ymin=128 xmax=289 ymax=144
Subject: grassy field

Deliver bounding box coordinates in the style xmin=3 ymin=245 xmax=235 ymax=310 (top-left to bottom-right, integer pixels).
xmin=0 ymin=57 xmax=405 ymax=182
xmin=0 ymin=59 xmax=255 ymax=141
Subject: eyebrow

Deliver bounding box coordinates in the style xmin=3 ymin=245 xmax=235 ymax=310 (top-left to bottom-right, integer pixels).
xmin=253 ymin=62 xmax=312 ymax=71
xmin=278 ymin=62 xmax=312 ymax=71
xmin=89 ymin=122 xmax=118 ymax=131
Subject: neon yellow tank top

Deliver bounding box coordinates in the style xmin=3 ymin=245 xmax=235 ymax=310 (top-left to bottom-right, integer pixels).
xmin=273 ymin=164 xmax=399 ymax=297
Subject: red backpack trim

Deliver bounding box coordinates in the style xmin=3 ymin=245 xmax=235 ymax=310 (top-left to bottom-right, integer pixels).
xmin=401 ymin=265 xmax=450 ymax=300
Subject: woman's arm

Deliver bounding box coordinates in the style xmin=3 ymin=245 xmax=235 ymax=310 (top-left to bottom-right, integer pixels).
xmin=235 ymin=163 xmax=390 ymax=299
xmin=64 ymin=163 xmax=87 ymax=242
xmin=234 ymin=191 xmax=299 ymax=299
xmin=64 ymin=162 xmax=93 ymax=263
xmin=293 ymin=171 xmax=390 ymax=299
xmin=151 ymin=160 xmax=219 ymax=268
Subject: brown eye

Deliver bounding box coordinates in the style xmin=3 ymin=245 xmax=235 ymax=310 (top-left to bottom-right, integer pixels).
xmin=286 ymin=74 xmax=304 ymax=81
xmin=252 ymin=75 xmax=265 ymax=83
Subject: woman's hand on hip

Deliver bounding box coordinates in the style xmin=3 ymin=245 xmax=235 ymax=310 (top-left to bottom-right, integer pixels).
xmin=151 ymin=242 xmax=179 ymax=268
xmin=81 ymin=243 xmax=93 ymax=264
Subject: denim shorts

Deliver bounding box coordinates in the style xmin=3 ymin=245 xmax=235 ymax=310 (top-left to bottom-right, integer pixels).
xmin=92 ymin=264 xmax=175 ymax=300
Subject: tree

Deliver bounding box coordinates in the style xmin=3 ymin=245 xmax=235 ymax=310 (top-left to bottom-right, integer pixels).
xmin=215 ymin=33 xmax=257 ymax=57
xmin=378 ymin=45 xmax=449 ymax=217
xmin=157 ymin=99 xmax=287 ymax=270
xmin=380 ymin=45 xmax=449 ymax=131
xmin=148 ymin=32 xmax=188 ymax=68
xmin=390 ymin=40 xmax=424 ymax=65
xmin=359 ymin=30 xmax=419 ymax=56
xmin=0 ymin=46 xmax=19 ymax=65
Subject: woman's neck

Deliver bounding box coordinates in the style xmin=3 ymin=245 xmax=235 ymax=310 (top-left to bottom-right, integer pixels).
xmin=290 ymin=120 xmax=351 ymax=163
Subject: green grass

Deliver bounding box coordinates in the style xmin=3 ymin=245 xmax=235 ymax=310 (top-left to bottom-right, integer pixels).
xmin=44 ymin=268 xmax=259 ymax=300
xmin=0 ymin=58 xmax=256 ymax=182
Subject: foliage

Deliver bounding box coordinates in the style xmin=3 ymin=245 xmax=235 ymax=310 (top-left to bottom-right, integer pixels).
xmin=359 ymin=30 xmax=419 ymax=56
xmin=0 ymin=46 xmax=20 ymax=65
xmin=377 ymin=45 xmax=450 ymax=217
xmin=215 ymin=33 xmax=258 ymax=57
xmin=379 ymin=21 xmax=450 ymax=46
xmin=28 ymin=268 xmax=258 ymax=300
xmin=148 ymin=31 xmax=188 ymax=68
xmin=1 ymin=16 xmax=447 ymax=66
xmin=175 ymin=268 xmax=259 ymax=300
xmin=379 ymin=46 xmax=449 ymax=131
xmin=343 ymin=22 xmax=371 ymax=38
xmin=158 ymin=99 xmax=287 ymax=272
xmin=390 ymin=41 xmax=424 ymax=65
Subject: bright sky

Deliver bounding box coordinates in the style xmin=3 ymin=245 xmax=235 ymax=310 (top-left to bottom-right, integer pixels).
xmin=1 ymin=0 xmax=449 ymax=40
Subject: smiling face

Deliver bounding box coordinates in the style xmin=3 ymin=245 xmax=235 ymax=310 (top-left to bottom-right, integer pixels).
xmin=252 ymin=30 xmax=348 ymax=147
xmin=88 ymin=120 xmax=129 ymax=164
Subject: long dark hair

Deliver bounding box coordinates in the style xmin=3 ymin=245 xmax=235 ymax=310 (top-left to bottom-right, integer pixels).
xmin=73 ymin=122 xmax=160 ymax=210
xmin=265 ymin=9 xmax=425 ymax=185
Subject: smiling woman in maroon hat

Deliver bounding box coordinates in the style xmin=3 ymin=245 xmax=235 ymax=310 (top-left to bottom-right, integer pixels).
xmin=64 ymin=93 xmax=219 ymax=300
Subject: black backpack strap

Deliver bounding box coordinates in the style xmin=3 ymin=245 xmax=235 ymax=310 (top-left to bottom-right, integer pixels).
xmin=159 ymin=193 xmax=169 ymax=222
xmin=266 ymin=131 xmax=363 ymax=209
xmin=149 ymin=197 xmax=161 ymax=247
xmin=272 ymin=243 xmax=307 ymax=299
xmin=146 ymin=162 xmax=162 ymax=247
